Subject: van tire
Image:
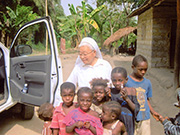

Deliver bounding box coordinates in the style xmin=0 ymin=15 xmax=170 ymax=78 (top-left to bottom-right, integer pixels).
xmin=21 ymin=104 xmax=34 ymax=120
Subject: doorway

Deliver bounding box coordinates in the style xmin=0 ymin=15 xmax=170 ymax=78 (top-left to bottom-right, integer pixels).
xmin=169 ymin=19 xmax=177 ymax=68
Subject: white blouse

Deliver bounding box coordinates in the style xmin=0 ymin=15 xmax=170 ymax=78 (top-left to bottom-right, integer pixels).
xmin=67 ymin=58 xmax=112 ymax=88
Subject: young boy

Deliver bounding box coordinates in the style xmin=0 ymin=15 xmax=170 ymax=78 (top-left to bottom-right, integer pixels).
xmin=125 ymin=54 xmax=160 ymax=135
xmin=50 ymin=82 xmax=77 ymax=135
xmin=37 ymin=103 xmax=54 ymax=135
xmin=159 ymin=89 xmax=180 ymax=135
xmin=111 ymin=67 xmax=140 ymax=135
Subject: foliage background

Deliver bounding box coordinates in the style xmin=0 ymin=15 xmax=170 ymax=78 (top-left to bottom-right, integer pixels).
xmin=0 ymin=0 xmax=146 ymax=54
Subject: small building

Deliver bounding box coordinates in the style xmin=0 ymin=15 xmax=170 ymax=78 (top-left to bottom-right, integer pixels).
xmin=129 ymin=0 xmax=177 ymax=68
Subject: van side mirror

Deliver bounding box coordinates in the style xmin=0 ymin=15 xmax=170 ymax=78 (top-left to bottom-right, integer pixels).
xmin=16 ymin=45 xmax=32 ymax=56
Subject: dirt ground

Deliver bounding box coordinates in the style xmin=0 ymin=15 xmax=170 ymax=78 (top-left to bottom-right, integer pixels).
xmin=0 ymin=52 xmax=178 ymax=135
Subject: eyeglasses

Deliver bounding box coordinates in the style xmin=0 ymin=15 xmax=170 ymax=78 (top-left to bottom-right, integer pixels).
xmin=79 ymin=50 xmax=94 ymax=57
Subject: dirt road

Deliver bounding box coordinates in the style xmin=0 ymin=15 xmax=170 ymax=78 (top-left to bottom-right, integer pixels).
xmin=0 ymin=52 xmax=178 ymax=135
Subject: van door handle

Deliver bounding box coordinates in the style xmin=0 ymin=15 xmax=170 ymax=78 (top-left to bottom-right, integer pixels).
xmin=19 ymin=63 xmax=26 ymax=68
xmin=16 ymin=72 xmax=21 ymax=80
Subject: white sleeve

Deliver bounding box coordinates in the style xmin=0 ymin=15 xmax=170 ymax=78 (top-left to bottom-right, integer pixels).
xmin=106 ymin=61 xmax=112 ymax=87
xmin=66 ymin=66 xmax=78 ymax=87
xmin=101 ymin=60 xmax=112 ymax=87
xmin=107 ymin=62 xmax=112 ymax=79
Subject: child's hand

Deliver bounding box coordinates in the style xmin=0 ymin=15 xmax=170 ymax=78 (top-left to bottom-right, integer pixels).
xmin=164 ymin=116 xmax=170 ymax=120
xmin=159 ymin=115 xmax=165 ymax=123
xmin=76 ymin=121 xmax=84 ymax=128
xmin=120 ymin=88 xmax=128 ymax=100
xmin=105 ymin=87 xmax=111 ymax=97
xmin=84 ymin=121 xmax=91 ymax=129
xmin=152 ymin=112 xmax=160 ymax=121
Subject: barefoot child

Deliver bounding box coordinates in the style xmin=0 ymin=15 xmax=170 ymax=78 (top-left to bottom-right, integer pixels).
xmin=111 ymin=67 xmax=140 ymax=135
xmin=50 ymin=82 xmax=77 ymax=135
xmin=101 ymin=101 xmax=127 ymax=135
xmin=37 ymin=103 xmax=54 ymax=135
xmin=125 ymin=54 xmax=160 ymax=135
xmin=90 ymin=78 xmax=110 ymax=115
xmin=63 ymin=87 xmax=103 ymax=135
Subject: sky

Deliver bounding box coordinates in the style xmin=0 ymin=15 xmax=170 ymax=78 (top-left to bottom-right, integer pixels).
xmin=61 ymin=0 xmax=96 ymax=15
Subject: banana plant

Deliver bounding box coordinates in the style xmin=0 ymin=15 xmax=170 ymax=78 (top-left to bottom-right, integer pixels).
xmin=77 ymin=1 xmax=105 ymax=36
xmin=6 ymin=5 xmax=39 ymax=29
xmin=4 ymin=5 xmax=39 ymax=46
xmin=0 ymin=12 xmax=10 ymax=45
xmin=57 ymin=2 xmax=105 ymax=48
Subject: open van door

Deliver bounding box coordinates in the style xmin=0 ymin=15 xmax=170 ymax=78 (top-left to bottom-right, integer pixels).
xmin=9 ymin=16 xmax=62 ymax=106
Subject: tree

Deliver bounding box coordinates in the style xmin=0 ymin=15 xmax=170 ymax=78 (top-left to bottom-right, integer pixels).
xmin=93 ymin=0 xmax=140 ymax=50
xmin=95 ymin=0 xmax=146 ymax=10
xmin=57 ymin=1 xmax=105 ymax=48
xmin=0 ymin=1 xmax=39 ymax=46
xmin=0 ymin=12 xmax=9 ymax=45
xmin=76 ymin=1 xmax=104 ymax=37
xmin=30 ymin=0 xmax=65 ymax=43
xmin=0 ymin=0 xmax=18 ymax=46
xmin=6 ymin=5 xmax=38 ymax=28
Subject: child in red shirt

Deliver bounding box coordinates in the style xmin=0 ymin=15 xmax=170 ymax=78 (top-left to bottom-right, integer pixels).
xmin=50 ymin=82 xmax=77 ymax=135
xmin=63 ymin=87 xmax=103 ymax=135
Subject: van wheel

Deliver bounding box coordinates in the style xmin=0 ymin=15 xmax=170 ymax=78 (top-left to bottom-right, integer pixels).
xmin=21 ymin=104 xmax=34 ymax=120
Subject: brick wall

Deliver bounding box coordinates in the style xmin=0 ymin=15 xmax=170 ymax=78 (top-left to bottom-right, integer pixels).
xmin=136 ymin=4 xmax=176 ymax=68
xmin=152 ymin=5 xmax=176 ymax=67
xmin=136 ymin=8 xmax=153 ymax=67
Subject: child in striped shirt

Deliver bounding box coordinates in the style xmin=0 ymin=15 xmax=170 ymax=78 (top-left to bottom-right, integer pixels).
xmin=50 ymin=82 xmax=77 ymax=135
xmin=159 ymin=89 xmax=180 ymax=135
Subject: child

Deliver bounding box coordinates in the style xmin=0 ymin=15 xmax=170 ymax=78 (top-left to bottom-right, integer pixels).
xmin=37 ymin=103 xmax=54 ymax=135
xmin=90 ymin=78 xmax=110 ymax=115
xmin=50 ymin=82 xmax=77 ymax=135
xmin=101 ymin=101 xmax=128 ymax=135
xmin=111 ymin=67 xmax=140 ymax=135
xmin=159 ymin=89 xmax=180 ymax=135
xmin=125 ymin=54 xmax=160 ymax=135
xmin=63 ymin=87 xmax=103 ymax=135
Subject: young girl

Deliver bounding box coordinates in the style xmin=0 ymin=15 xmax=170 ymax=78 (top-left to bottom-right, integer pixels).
xmin=50 ymin=82 xmax=77 ymax=135
xmin=37 ymin=103 xmax=54 ymax=135
xmin=101 ymin=101 xmax=127 ymax=135
xmin=90 ymin=78 xmax=110 ymax=115
xmin=63 ymin=87 xmax=103 ymax=135
xmin=111 ymin=67 xmax=140 ymax=135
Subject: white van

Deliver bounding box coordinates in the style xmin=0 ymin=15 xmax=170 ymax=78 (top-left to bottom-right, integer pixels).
xmin=0 ymin=16 xmax=63 ymax=119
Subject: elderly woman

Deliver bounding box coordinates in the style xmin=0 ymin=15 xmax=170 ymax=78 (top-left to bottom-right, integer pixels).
xmin=67 ymin=37 xmax=112 ymax=88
